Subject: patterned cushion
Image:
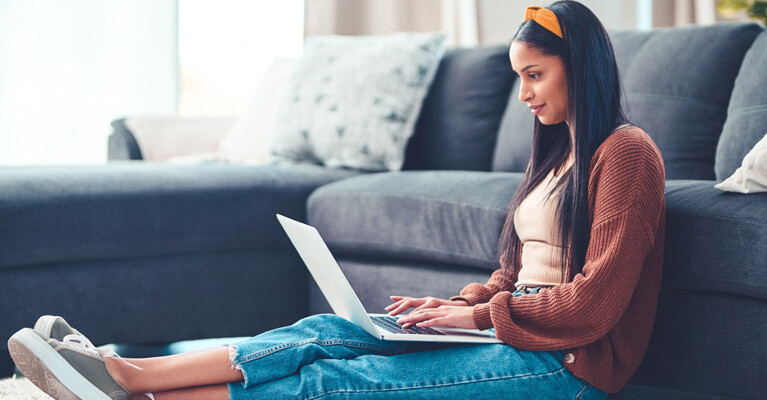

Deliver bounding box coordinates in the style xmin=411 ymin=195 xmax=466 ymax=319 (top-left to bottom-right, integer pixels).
xmin=269 ymin=32 xmax=446 ymax=171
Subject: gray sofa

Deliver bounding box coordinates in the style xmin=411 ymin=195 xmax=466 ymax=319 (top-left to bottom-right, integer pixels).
xmin=2 ymin=23 xmax=766 ymax=399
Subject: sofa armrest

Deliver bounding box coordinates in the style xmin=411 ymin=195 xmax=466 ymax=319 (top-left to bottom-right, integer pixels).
xmin=108 ymin=116 xmax=236 ymax=161
xmin=108 ymin=118 xmax=144 ymax=160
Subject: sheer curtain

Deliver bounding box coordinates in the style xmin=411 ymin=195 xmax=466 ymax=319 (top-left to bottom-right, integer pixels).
xmin=178 ymin=0 xmax=305 ymax=117
xmin=0 ymin=0 xmax=178 ymax=166
xmin=304 ymin=0 xmax=650 ymax=46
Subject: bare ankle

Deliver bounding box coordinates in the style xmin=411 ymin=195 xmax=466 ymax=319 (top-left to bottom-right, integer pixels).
xmin=105 ymin=356 xmax=139 ymax=394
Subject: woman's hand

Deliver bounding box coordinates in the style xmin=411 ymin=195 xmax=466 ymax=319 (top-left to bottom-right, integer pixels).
xmin=385 ymin=296 xmax=474 ymax=329
xmin=385 ymin=295 xmax=469 ymax=316
xmin=396 ymin=305 xmax=478 ymax=330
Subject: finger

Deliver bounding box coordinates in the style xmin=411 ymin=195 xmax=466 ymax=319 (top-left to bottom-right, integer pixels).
xmin=388 ymin=299 xmax=414 ymax=314
xmin=412 ymin=299 xmax=442 ymax=313
xmin=388 ymin=298 xmax=425 ymax=316
xmin=401 ymin=314 xmax=435 ymax=329
xmin=417 ymin=317 xmax=446 ymax=328
xmin=401 ymin=310 xmax=439 ymax=324
xmin=388 ymin=302 xmax=413 ymax=316
xmin=385 ymin=298 xmax=412 ymax=312
xmin=384 ymin=298 xmax=406 ymax=311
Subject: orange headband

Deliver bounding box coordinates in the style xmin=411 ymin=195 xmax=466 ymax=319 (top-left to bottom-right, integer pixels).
xmin=524 ymin=6 xmax=563 ymax=39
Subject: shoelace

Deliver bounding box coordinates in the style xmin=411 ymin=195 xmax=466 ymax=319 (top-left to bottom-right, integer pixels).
xmin=61 ymin=334 xmax=119 ymax=357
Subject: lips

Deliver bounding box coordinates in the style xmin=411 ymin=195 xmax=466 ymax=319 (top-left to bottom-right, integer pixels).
xmin=528 ymin=104 xmax=544 ymax=116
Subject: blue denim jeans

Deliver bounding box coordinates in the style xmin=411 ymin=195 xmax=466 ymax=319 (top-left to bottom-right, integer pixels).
xmin=228 ymin=289 xmax=606 ymax=400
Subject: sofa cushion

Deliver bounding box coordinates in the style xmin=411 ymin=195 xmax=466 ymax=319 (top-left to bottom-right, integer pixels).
xmin=307 ymin=171 xmax=523 ymax=270
xmin=403 ymin=45 xmax=515 ymax=171
xmin=611 ymin=23 xmax=763 ymax=180
xmin=0 ymin=164 xmax=359 ymax=270
xmin=492 ymin=23 xmax=765 ymax=179
xmin=663 ymin=180 xmax=767 ymax=300
xmin=492 ymin=78 xmax=535 ymax=172
xmin=309 ymin=173 xmax=767 ymax=300
xmin=716 ymin=30 xmax=767 ymax=180
xmin=270 ymin=32 xmax=446 ymax=172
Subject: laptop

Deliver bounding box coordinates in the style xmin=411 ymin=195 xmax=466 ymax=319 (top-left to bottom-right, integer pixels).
xmin=277 ymin=214 xmax=502 ymax=344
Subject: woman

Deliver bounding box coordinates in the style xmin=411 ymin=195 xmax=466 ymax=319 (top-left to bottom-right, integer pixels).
xmin=8 ymin=2 xmax=665 ymax=399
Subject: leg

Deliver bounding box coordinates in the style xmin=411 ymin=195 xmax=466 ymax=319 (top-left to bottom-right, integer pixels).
xmin=232 ymin=343 xmax=606 ymax=399
xmin=229 ymin=314 xmax=429 ymax=388
xmin=107 ymin=347 xmax=242 ymax=394
xmin=114 ymin=313 xmax=413 ymax=395
xmin=129 ymin=385 xmax=230 ymax=400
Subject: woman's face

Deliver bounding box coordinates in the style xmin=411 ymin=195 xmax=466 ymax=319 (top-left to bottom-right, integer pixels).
xmin=509 ymin=41 xmax=569 ymax=126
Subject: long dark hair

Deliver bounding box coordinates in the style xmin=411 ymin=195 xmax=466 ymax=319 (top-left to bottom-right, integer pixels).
xmin=497 ymin=0 xmax=629 ymax=282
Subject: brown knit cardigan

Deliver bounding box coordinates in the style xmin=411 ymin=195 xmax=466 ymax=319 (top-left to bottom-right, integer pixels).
xmin=452 ymin=127 xmax=666 ymax=393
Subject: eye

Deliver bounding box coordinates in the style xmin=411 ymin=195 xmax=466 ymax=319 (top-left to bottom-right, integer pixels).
xmin=528 ymin=72 xmax=541 ymax=79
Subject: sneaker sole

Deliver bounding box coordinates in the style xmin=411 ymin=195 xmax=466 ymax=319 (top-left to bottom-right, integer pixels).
xmin=8 ymin=328 xmax=112 ymax=400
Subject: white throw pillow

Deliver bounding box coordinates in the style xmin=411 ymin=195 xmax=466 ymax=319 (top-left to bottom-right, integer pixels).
xmin=217 ymin=57 xmax=296 ymax=164
xmin=715 ymin=132 xmax=767 ymax=193
xmin=269 ymin=32 xmax=447 ymax=171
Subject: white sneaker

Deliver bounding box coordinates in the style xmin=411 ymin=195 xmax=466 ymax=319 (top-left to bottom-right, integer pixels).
xmin=8 ymin=328 xmax=129 ymax=400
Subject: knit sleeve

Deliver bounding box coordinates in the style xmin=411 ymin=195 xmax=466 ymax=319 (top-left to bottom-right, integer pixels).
xmin=473 ymin=130 xmax=665 ymax=350
xmin=450 ymin=267 xmax=516 ymax=306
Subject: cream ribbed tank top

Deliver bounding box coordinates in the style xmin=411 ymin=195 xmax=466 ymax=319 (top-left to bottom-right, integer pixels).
xmin=513 ymin=164 xmax=570 ymax=289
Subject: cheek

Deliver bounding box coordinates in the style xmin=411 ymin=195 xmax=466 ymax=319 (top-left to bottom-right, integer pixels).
xmin=548 ymin=79 xmax=568 ymax=116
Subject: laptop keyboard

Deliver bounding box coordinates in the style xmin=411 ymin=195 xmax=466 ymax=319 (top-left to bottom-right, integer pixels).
xmin=371 ymin=315 xmax=445 ymax=335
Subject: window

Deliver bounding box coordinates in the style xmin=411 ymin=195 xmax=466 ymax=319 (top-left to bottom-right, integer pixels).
xmin=0 ymin=0 xmax=304 ymax=165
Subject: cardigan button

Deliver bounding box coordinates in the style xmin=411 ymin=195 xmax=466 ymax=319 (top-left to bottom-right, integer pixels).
xmin=564 ymin=353 xmax=576 ymax=364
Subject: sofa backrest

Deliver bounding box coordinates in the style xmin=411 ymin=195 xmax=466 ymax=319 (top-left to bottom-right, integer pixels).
xmin=715 ymin=30 xmax=767 ymax=180
xmin=492 ymin=22 xmax=764 ymax=180
xmin=403 ymin=45 xmax=514 ymax=171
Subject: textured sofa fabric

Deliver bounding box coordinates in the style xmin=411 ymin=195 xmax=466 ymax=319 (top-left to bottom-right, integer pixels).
xmin=612 ymin=23 xmax=763 ymax=180
xmin=633 ymin=180 xmax=767 ymax=399
xmin=403 ymin=45 xmax=515 ymax=171
xmin=662 ymin=180 xmax=767 ymax=299
xmin=308 ymin=171 xmax=520 ymax=270
xmin=0 ymin=163 xmax=359 ymax=372
xmin=716 ymin=31 xmax=767 ymax=180
xmin=0 ymin=164 xmax=358 ymax=269
xmin=2 ymin=23 xmax=766 ymax=400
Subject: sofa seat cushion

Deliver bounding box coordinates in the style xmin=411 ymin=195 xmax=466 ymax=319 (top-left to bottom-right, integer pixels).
xmin=309 ymin=174 xmax=767 ymax=300
xmin=663 ymin=180 xmax=767 ymax=299
xmin=0 ymin=163 xmax=359 ymax=269
xmin=307 ymin=171 xmax=523 ymax=271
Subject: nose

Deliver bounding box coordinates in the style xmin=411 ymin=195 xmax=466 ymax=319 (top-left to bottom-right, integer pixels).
xmin=518 ymin=80 xmax=532 ymax=103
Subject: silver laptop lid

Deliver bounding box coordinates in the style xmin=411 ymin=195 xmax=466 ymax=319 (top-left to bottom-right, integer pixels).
xmin=276 ymin=214 xmax=381 ymax=339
